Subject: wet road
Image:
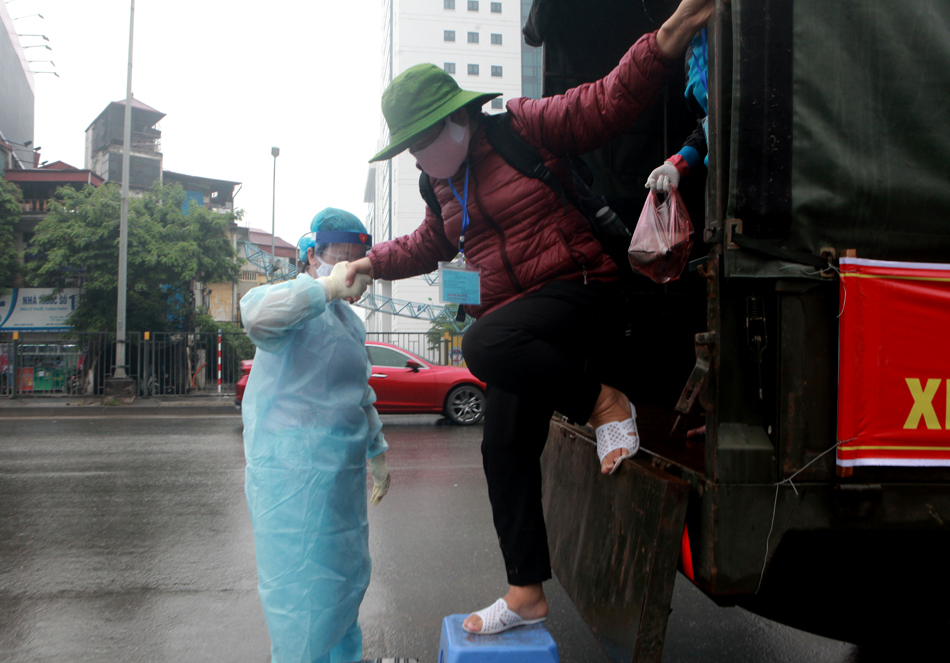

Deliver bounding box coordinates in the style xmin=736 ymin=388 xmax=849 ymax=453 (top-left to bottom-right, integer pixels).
xmin=0 ymin=412 xmax=871 ymax=662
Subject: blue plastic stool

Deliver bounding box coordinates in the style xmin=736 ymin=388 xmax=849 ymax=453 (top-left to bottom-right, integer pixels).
xmin=438 ymin=614 xmax=559 ymax=663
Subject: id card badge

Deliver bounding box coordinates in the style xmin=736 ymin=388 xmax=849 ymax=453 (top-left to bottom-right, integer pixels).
xmin=438 ymin=260 xmax=481 ymax=305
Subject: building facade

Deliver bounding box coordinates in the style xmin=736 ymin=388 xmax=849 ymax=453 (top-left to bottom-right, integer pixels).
xmin=0 ymin=3 xmax=36 ymax=170
xmin=365 ymin=0 xmax=524 ymax=333
xmin=84 ymin=99 xmax=165 ymax=190
xmin=4 ymin=161 xmax=105 ymax=288
xmin=83 ymin=100 xmax=248 ymax=324
xmin=520 ymin=0 xmax=542 ymax=99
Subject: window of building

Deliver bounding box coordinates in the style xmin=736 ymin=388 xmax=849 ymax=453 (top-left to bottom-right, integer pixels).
xmin=467 ymin=31 xmax=479 ymax=43
xmin=491 ymin=98 xmax=503 ymax=109
xmin=468 ymin=0 xmax=479 ymax=10
xmin=491 ymin=2 xmax=501 ymax=12
xmin=468 ymin=64 xmax=479 ymax=75
xmin=491 ymin=65 xmax=503 ymax=77
xmin=444 ymin=62 xmax=456 ymax=74
xmin=444 ymin=30 xmax=456 ymax=41
xmin=491 ymin=33 xmax=502 ymax=45
xmin=444 ymin=0 xmax=455 ymax=8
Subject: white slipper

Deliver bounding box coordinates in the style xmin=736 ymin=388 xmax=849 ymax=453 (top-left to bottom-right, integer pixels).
xmin=462 ymin=598 xmax=547 ymax=635
xmin=595 ymin=402 xmax=640 ymax=475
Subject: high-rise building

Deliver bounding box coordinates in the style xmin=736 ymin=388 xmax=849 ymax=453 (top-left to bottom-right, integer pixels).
xmin=366 ymin=0 xmax=525 ymax=333
xmin=520 ymin=0 xmax=542 ymax=100
xmin=0 ymin=3 xmax=36 ymax=170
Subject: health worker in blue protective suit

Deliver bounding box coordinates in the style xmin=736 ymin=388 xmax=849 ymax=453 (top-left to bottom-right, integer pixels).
xmin=241 ymin=207 xmax=388 ymax=663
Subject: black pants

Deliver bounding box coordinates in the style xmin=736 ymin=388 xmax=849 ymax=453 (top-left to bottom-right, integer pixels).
xmin=462 ymin=280 xmax=625 ymax=586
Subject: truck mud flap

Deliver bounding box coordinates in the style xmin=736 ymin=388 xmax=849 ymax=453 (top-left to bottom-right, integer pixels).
xmin=541 ymin=419 xmax=690 ymax=663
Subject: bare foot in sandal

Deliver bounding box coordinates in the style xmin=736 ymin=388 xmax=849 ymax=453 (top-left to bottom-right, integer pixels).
xmin=589 ymin=384 xmax=639 ymax=474
xmin=463 ymin=584 xmax=548 ymax=634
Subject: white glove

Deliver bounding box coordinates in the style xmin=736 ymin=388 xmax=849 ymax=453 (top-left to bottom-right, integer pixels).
xmin=644 ymin=161 xmax=681 ymax=193
xmin=369 ymin=454 xmax=391 ymax=505
xmin=317 ymin=261 xmax=371 ymax=302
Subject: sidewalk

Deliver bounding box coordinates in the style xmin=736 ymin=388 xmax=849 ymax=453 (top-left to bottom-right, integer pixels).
xmin=0 ymin=394 xmax=241 ymax=417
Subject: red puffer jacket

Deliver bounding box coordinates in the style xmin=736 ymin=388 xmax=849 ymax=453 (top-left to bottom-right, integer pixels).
xmin=368 ymin=31 xmax=675 ymax=319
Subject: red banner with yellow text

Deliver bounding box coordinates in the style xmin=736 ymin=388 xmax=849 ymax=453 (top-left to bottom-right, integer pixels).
xmin=838 ymin=258 xmax=950 ymax=467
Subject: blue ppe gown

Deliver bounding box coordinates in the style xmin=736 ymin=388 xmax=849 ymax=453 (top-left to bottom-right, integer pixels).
xmin=240 ymin=274 xmax=387 ymax=663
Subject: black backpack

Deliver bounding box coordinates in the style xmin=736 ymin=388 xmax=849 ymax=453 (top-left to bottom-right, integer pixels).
xmin=418 ymin=112 xmax=633 ymax=271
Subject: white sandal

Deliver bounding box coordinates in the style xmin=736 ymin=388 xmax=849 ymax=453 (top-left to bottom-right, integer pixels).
xmin=595 ymin=402 xmax=640 ymax=475
xmin=462 ymin=598 xmax=547 ymax=635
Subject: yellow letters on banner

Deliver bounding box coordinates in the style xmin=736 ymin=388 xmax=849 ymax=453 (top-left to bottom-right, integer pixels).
xmin=904 ymin=378 xmax=941 ymax=430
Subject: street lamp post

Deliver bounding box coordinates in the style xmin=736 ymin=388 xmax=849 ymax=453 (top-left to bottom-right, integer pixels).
xmin=111 ymin=0 xmax=134 ymax=391
xmin=271 ymin=147 xmax=279 ymax=272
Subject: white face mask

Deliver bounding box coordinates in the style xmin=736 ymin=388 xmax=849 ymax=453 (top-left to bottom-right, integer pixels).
xmin=314 ymin=260 xmax=334 ymax=278
xmin=413 ymin=117 xmax=471 ymax=178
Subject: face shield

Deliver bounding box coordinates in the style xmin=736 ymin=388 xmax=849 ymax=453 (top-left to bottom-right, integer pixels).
xmin=298 ymin=230 xmax=373 ymax=266
xmin=320 ymin=243 xmax=370 ymax=264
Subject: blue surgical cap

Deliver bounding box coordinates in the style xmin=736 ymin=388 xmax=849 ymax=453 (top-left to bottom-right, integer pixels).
xmin=297 ymin=234 xmax=316 ymax=264
xmin=298 ymin=207 xmax=370 ymax=263
xmin=310 ymin=207 xmax=368 ymax=235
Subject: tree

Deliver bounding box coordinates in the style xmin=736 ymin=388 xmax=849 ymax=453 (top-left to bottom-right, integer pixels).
xmin=26 ymin=181 xmax=240 ymax=332
xmin=0 ymin=177 xmax=22 ymax=293
xmin=195 ymin=309 xmax=256 ymax=381
xmin=426 ymin=303 xmax=462 ymax=350
xmin=424 ymin=303 xmax=473 ymax=367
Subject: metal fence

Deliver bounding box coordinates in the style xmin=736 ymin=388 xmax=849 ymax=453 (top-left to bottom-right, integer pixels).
xmin=1 ymin=332 xmax=143 ymax=398
xmin=1 ymin=330 xmax=463 ymax=398
xmin=141 ymin=331 xmax=256 ymax=396
xmin=1 ymin=330 xmax=254 ymax=398
xmin=366 ymin=331 xmax=466 ymax=366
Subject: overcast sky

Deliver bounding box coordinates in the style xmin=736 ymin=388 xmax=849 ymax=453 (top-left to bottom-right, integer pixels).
xmin=12 ymin=0 xmax=383 ymax=248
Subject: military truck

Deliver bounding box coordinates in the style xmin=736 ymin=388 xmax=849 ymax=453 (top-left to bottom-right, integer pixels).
xmin=524 ymin=0 xmax=950 ymax=659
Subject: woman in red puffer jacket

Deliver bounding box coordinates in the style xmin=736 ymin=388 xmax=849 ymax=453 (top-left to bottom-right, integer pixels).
xmin=346 ymin=0 xmax=715 ymax=637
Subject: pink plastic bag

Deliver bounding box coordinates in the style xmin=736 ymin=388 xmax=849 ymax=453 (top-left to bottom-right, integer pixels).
xmin=628 ymin=186 xmax=694 ymax=283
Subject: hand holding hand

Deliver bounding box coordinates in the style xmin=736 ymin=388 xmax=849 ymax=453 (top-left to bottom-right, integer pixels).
xmin=369 ymin=454 xmax=391 ymax=505
xmin=645 ymin=161 xmax=681 ymax=193
xmin=317 ymin=261 xmax=371 ymax=302
xmin=345 ymin=257 xmax=375 ymax=288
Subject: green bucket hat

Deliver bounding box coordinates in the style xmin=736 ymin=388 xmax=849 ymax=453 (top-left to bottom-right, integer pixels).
xmin=370 ymin=63 xmax=501 ymax=162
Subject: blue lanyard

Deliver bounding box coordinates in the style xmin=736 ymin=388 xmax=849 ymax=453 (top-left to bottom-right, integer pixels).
xmin=447 ymin=162 xmax=470 ymax=258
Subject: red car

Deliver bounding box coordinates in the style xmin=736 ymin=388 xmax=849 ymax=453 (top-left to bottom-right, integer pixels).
xmin=234 ymin=359 xmax=253 ymax=409
xmin=234 ymin=341 xmax=486 ymax=425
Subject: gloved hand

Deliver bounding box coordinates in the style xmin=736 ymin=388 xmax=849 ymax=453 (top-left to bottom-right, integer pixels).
xmin=317 ymin=261 xmax=371 ymax=302
xmin=369 ymin=453 xmax=391 ymax=505
xmin=644 ymin=161 xmax=681 ymax=193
